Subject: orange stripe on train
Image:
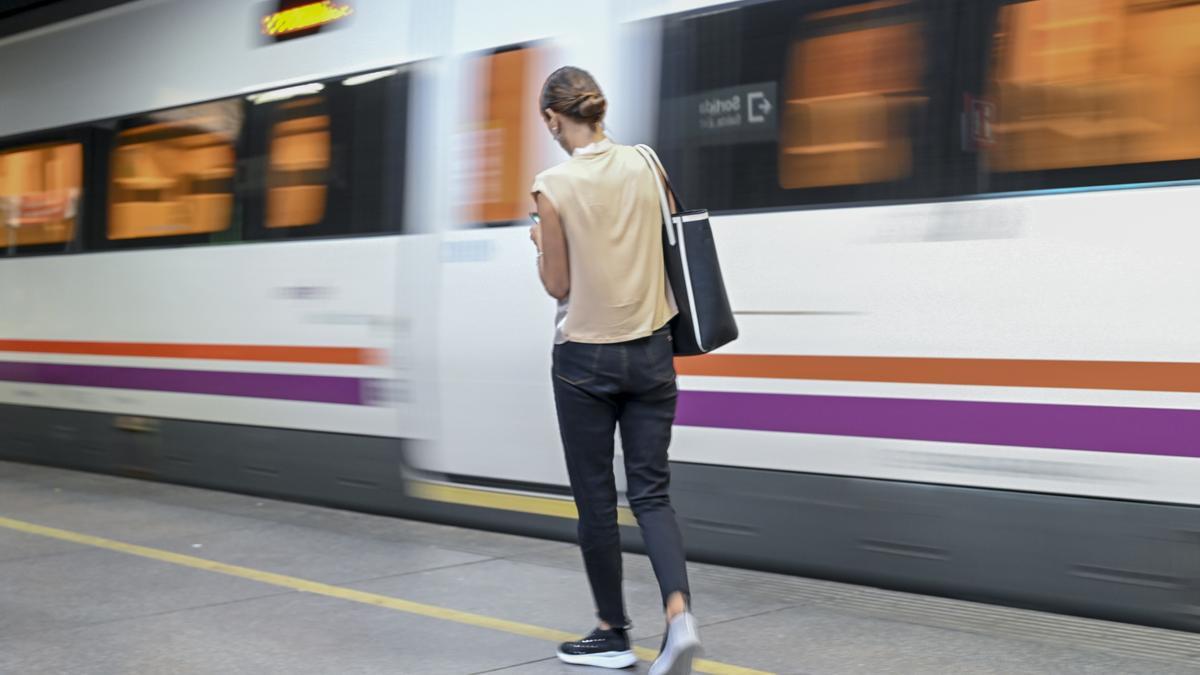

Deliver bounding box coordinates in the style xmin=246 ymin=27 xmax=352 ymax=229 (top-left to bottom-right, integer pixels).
xmin=675 ymin=354 xmax=1200 ymax=393
xmin=0 ymin=340 xmax=380 ymax=365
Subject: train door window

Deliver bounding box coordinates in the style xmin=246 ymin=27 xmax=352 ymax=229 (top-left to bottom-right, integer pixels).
xmin=106 ymin=100 xmax=241 ymax=245
xmin=657 ymin=0 xmax=941 ymax=212
xmin=983 ymin=0 xmax=1200 ymax=188
xmin=242 ymin=67 xmax=409 ymax=240
xmin=266 ymin=96 xmax=331 ymax=229
xmin=457 ymin=45 xmax=548 ymax=227
xmin=0 ymin=141 xmax=82 ymax=255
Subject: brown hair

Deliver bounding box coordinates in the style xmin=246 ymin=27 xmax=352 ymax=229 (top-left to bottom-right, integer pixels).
xmin=539 ymin=66 xmax=607 ymax=127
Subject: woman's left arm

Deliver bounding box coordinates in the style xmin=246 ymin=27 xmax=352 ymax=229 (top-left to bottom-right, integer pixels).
xmin=534 ymin=192 xmax=570 ymax=300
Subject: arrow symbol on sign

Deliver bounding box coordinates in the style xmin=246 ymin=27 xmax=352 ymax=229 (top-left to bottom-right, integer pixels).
xmin=747 ymin=92 xmax=772 ymax=122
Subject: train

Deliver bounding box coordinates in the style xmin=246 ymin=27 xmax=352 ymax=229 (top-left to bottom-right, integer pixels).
xmin=2 ymin=0 xmax=1198 ymax=632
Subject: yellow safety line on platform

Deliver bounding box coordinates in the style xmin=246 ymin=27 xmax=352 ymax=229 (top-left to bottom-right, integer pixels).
xmin=410 ymin=481 xmax=638 ymax=527
xmin=0 ymin=515 xmax=771 ymax=675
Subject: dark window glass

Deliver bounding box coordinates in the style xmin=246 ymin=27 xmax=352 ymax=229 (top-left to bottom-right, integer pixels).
xmin=657 ymin=0 xmax=941 ymax=212
xmin=242 ymin=66 xmax=409 ymax=241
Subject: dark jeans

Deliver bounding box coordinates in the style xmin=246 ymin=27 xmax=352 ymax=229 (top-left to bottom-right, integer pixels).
xmin=552 ymin=326 xmax=690 ymax=629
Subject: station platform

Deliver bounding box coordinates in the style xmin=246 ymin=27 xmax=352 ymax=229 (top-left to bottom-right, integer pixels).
xmin=1 ymin=460 xmax=1198 ymax=674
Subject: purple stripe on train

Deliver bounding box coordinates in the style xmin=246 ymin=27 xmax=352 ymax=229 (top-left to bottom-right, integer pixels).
xmin=0 ymin=361 xmax=364 ymax=405
xmin=676 ymin=391 xmax=1200 ymax=458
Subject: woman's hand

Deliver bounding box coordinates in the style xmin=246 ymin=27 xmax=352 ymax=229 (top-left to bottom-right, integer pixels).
xmin=530 ymin=223 xmax=541 ymax=251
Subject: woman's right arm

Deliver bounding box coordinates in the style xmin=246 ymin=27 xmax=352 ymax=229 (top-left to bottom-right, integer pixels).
xmin=534 ymin=193 xmax=570 ymax=300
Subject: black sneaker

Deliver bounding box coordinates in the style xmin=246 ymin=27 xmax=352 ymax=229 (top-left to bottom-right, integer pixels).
xmin=555 ymin=626 xmax=637 ymax=669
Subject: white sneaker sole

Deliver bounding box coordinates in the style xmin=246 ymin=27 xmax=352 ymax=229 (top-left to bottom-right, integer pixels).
xmin=555 ymin=649 xmax=637 ymax=669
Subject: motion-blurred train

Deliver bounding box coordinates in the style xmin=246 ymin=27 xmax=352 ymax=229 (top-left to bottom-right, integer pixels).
xmin=2 ymin=0 xmax=1198 ymax=631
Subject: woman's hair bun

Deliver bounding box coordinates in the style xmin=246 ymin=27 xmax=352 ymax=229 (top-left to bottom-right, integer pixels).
xmin=574 ymin=93 xmax=607 ymax=123
xmin=540 ymin=66 xmax=608 ymax=127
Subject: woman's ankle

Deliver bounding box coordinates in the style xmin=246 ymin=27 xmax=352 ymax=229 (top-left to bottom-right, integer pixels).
xmin=665 ymin=591 xmax=688 ymax=621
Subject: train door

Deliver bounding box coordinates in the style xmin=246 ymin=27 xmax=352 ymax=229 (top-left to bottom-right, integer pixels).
xmin=406 ymin=42 xmax=569 ymax=490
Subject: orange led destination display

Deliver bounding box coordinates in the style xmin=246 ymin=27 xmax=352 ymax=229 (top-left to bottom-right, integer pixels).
xmin=262 ymin=1 xmax=353 ymax=38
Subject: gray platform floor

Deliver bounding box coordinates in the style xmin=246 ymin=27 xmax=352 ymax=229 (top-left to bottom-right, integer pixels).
xmin=1 ymin=461 xmax=1199 ymax=674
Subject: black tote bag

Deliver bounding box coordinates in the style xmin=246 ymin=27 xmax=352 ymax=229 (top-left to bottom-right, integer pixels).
xmin=635 ymin=144 xmax=738 ymax=356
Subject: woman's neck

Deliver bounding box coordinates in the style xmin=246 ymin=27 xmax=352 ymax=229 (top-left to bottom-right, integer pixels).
xmin=561 ymin=124 xmax=606 ymax=155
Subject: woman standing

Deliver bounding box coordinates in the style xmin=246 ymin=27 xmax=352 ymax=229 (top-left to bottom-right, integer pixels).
xmin=529 ymin=66 xmax=701 ymax=675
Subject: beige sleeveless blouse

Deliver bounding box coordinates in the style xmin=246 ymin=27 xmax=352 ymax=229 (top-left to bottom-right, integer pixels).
xmin=532 ymin=139 xmax=676 ymax=344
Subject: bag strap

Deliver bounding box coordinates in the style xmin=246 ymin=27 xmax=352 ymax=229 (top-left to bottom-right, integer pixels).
xmin=638 ymin=144 xmax=686 ymax=210
xmin=635 ymin=144 xmax=685 ymax=211
xmin=634 ymin=144 xmax=677 ymax=247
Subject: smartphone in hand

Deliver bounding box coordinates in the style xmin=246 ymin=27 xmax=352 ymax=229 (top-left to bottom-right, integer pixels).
xmin=529 ymin=212 xmax=542 ymax=255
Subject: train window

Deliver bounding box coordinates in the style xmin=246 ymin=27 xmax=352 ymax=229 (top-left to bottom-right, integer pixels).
xmin=457 ymin=46 xmax=548 ymax=227
xmin=779 ymin=4 xmax=926 ymax=188
xmin=266 ymin=97 xmax=331 ymax=228
xmin=107 ymin=100 xmax=240 ymax=242
xmin=657 ymin=0 xmax=939 ymax=212
xmin=0 ymin=141 xmax=82 ymax=255
xmin=985 ymin=0 xmax=1200 ymax=180
xmin=242 ymin=67 xmax=409 ymax=240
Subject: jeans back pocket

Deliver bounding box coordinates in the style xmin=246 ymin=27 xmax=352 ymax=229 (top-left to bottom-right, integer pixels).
xmin=553 ymin=342 xmax=604 ymax=387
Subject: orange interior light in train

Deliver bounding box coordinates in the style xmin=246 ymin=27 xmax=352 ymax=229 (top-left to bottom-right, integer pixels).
xmin=779 ymin=0 xmax=927 ymax=189
xmin=457 ymin=46 xmax=552 ymax=227
xmin=986 ymin=0 xmax=1200 ymax=172
xmin=107 ymin=102 xmax=240 ymax=240
xmin=0 ymin=143 xmax=82 ymax=247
